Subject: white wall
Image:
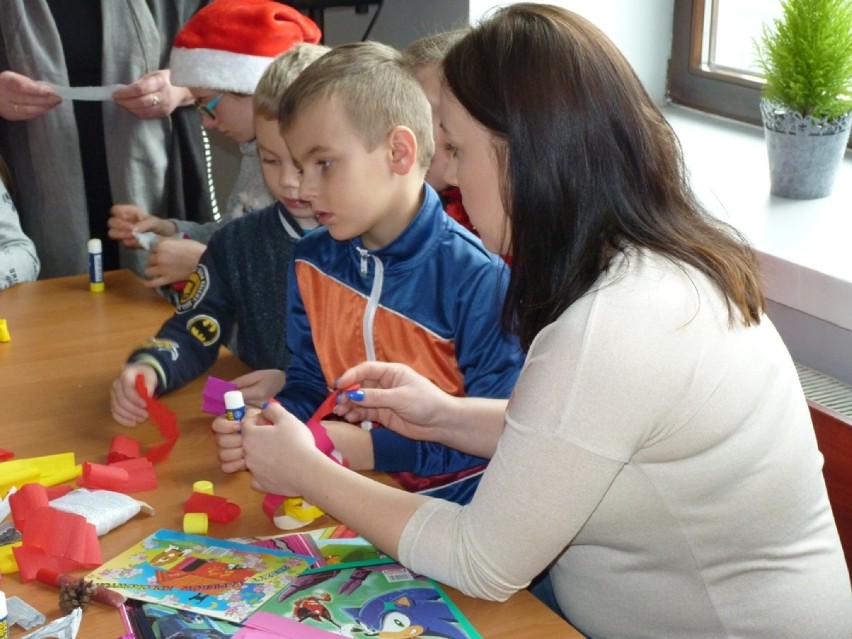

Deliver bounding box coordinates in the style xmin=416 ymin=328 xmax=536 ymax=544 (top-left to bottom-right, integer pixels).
xmin=468 ymin=0 xmax=675 ymax=105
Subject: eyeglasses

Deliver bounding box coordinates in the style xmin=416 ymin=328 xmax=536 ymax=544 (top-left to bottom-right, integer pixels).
xmin=194 ymin=93 xmax=223 ymax=119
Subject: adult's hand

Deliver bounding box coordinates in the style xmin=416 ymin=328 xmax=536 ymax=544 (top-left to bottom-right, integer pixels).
xmin=108 ymin=204 xmax=177 ymax=247
xmin=0 ymin=71 xmax=61 ymax=121
xmin=242 ymin=402 xmax=327 ymax=496
xmin=112 ymin=69 xmax=193 ymax=120
xmin=332 ymin=361 xmax=454 ymax=444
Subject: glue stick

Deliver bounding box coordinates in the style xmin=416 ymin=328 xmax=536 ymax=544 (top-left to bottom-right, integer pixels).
xmin=0 ymin=590 xmax=8 ymax=639
xmin=87 ymin=238 xmax=104 ymax=292
xmin=224 ymin=390 xmax=246 ymax=422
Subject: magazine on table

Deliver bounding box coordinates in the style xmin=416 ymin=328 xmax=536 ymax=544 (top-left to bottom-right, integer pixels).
xmin=87 ymin=529 xmax=313 ymax=622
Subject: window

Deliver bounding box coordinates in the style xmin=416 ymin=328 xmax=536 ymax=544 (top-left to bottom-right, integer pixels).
xmin=668 ymin=0 xmax=782 ymax=126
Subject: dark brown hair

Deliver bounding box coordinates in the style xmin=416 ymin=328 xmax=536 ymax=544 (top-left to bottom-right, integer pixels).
xmin=444 ymin=3 xmax=764 ymax=350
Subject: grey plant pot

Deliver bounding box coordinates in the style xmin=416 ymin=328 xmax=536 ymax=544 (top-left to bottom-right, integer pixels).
xmin=760 ymin=99 xmax=852 ymax=200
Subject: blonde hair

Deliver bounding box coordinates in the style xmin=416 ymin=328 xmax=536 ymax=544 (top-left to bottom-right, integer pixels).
xmin=278 ymin=41 xmax=434 ymax=170
xmin=254 ymin=43 xmax=330 ymax=118
xmin=402 ymin=28 xmax=469 ymax=72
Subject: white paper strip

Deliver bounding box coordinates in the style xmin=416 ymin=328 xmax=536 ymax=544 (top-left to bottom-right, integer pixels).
xmin=48 ymin=83 xmax=125 ymax=101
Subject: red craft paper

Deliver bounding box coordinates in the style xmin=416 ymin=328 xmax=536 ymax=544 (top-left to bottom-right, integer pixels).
xmin=107 ymin=435 xmax=141 ymax=464
xmin=0 ymin=448 xmax=13 ymax=461
xmin=134 ymin=374 xmax=179 ymax=462
xmin=45 ymin=485 xmax=73 ymax=501
xmin=13 ymin=506 xmax=101 ymax=581
xmin=110 ymin=458 xmax=157 ymax=492
xmin=8 ymin=482 xmax=49 ymax=531
xmin=77 ymin=462 xmax=129 ymax=492
xmin=184 ymin=491 xmax=241 ymax=523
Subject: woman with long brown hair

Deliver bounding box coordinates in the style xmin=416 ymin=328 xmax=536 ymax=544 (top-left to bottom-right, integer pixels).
xmin=215 ymin=5 xmax=851 ymax=636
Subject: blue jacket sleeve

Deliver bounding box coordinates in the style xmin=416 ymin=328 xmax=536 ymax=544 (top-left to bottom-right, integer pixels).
xmin=276 ymin=254 xmax=329 ymax=421
xmin=126 ymin=238 xmax=236 ymax=395
xmin=371 ymin=253 xmax=523 ymax=476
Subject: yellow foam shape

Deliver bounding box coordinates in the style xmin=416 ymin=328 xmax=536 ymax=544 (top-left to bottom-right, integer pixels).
xmin=0 ymin=541 xmax=21 ymax=574
xmin=283 ymin=497 xmax=324 ymax=522
xmin=0 ymin=452 xmax=78 ymax=496
xmin=183 ymin=512 xmax=208 ymax=535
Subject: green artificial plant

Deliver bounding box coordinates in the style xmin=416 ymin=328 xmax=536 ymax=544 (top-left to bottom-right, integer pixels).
xmin=755 ymin=0 xmax=852 ymax=119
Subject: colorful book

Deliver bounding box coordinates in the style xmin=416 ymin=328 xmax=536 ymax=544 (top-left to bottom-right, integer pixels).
xmin=121 ymin=599 xmax=241 ymax=638
xmin=86 ymin=529 xmax=313 ymax=622
xmin=237 ymin=524 xmax=394 ymax=573
xmin=251 ymin=561 xmax=482 ymax=638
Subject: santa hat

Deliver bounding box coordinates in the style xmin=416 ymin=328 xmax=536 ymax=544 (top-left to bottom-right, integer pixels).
xmin=170 ymin=0 xmax=321 ymax=95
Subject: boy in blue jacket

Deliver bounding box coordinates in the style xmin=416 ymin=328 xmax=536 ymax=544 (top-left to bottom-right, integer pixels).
xmin=110 ymin=44 xmax=329 ymax=425
xmin=219 ymin=41 xmax=523 ymax=505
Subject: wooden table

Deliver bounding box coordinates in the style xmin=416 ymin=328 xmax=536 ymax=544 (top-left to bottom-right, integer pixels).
xmin=0 ymin=270 xmax=583 ymax=638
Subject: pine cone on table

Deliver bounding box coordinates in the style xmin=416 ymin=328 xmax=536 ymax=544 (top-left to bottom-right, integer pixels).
xmin=58 ymin=578 xmax=97 ymax=614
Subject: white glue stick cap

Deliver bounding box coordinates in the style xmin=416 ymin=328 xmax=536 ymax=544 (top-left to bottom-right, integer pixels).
xmin=224 ymin=390 xmax=245 ymax=411
xmin=87 ymin=238 xmax=102 ymax=254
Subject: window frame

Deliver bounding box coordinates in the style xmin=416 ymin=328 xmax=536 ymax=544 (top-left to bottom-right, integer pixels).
xmin=667 ymin=0 xmax=764 ymax=127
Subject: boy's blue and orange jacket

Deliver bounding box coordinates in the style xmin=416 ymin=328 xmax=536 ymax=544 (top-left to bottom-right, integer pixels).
xmin=277 ymin=184 xmax=524 ymax=505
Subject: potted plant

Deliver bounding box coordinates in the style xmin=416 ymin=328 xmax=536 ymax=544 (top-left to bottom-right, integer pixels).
xmin=755 ymin=0 xmax=852 ymax=199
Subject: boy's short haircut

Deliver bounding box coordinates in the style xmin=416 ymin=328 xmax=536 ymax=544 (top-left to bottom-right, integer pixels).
xmin=254 ymin=43 xmax=330 ymax=119
xmin=278 ymin=41 xmax=434 ymax=171
xmin=402 ymin=28 xmax=469 ymax=71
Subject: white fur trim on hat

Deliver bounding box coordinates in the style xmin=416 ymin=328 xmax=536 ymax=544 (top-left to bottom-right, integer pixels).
xmin=170 ymin=47 xmax=276 ymax=95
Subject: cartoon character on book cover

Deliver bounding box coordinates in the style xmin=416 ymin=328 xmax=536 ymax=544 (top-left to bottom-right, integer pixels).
xmin=258 ymin=562 xmax=481 ymax=638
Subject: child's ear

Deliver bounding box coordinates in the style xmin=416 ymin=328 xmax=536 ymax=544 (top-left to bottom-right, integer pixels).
xmin=387 ymin=125 xmax=418 ymax=176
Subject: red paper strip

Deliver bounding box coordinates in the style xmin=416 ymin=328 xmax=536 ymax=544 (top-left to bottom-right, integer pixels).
xmin=111 ymin=458 xmax=157 ymax=492
xmin=107 ymin=435 xmax=141 ymax=464
xmin=134 ymin=374 xmax=179 ymax=462
xmin=77 ymin=462 xmax=130 ymax=492
xmin=13 ymin=506 xmax=101 ymax=581
xmin=45 ymin=485 xmax=73 ymax=501
xmin=184 ymin=492 xmax=241 ymax=523
xmin=8 ymin=482 xmax=49 ymax=531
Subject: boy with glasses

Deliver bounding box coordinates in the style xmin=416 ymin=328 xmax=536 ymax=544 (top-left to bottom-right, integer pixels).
xmin=108 ymin=0 xmax=320 ymax=291
xmin=111 ymin=42 xmax=329 ymax=424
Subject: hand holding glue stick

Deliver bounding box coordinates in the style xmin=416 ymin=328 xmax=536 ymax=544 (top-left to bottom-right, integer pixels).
xmin=213 ymin=389 xmax=357 ymax=528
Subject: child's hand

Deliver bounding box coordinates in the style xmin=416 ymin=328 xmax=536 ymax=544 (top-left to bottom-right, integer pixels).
xmin=110 ymin=364 xmax=157 ymax=426
xmin=233 ymin=370 xmax=286 ymax=406
xmin=212 ymin=414 xmax=246 ymax=474
xmin=142 ymin=238 xmax=205 ymax=288
xmin=242 ymin=402 xmax=324 ymax=497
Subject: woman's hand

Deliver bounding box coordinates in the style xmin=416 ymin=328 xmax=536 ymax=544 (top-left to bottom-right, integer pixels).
xmin=212 ymin=403 xmax=321 ymax=495
xmin=233 ymin=370 xmax=286 ymax=407
xmin=112 ymin=69 xmax=193 ymax=119
xmin=0 ymin=71 xmax=61 ymax=121
xmin=333 ymin=361 xmax=455 ymax=444
xmin=109 ymin=205 xmax=179 ymax=249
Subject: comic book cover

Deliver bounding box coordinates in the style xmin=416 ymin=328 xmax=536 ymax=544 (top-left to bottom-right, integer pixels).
xmin=86 ymin=529 xmax=314 ymax=622
xmin=121 ymin=599 xmax=241 ymax=639
xmin=237 ymin=524 xmax=394 ymax=573
xmin=251 ymin=561 xmax=482 ymax=638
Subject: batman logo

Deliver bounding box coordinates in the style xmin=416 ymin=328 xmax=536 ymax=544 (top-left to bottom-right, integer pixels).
xmin=186 ymin=314 xmax=220 ymax=346
xmin=176 ymin=265 xmax=210 ymax=313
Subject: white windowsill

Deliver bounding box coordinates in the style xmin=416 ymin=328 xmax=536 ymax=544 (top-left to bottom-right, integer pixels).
xmin=663 ymin=105 xmax=852 ymax=333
